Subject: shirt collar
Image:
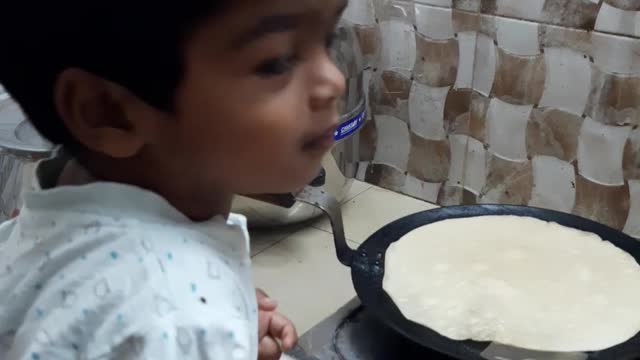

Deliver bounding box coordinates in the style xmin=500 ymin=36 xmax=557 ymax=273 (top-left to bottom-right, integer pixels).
xmin=24 ymin=153 xmax=197 ymax=226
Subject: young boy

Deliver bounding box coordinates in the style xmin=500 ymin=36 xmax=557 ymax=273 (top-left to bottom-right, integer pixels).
xmin=0 ymin=0 xmax=346 ymax=359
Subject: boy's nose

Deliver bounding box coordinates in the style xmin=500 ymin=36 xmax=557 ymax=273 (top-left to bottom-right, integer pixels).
xmin=309 ymin=53 xmax=346 ymax=112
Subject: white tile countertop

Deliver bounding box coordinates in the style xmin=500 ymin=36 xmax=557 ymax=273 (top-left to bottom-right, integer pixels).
xmin=251 ymin=182 xmax=439 ymax=334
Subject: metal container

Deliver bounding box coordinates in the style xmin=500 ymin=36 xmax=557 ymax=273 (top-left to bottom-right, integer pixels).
xmin=232 ymin=20 xmax=367 ymax=227
xmin=0 ymin=97 xmax=54 ymax=221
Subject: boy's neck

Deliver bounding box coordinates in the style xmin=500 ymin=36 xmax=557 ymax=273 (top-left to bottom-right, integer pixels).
xmin=57 ymin=156 xmax=234 ymax=222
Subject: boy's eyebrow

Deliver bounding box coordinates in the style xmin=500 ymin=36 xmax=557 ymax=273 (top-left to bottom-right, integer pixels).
xmin=231 ymin=0 xmax=349 ymax=49
xmin=231 ymin=14 xmax=301 ymax=48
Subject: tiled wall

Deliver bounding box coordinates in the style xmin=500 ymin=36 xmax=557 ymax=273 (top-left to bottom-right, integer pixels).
xmin=342 ymin=0 xmax=640 ymax=236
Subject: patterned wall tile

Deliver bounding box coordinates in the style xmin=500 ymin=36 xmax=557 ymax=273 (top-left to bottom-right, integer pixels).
xmin=414 ymin=36 xmax=459 ymax=87
xmin=485 ymin=98 xmax=531 ymax=161
xmin=408 ymin=132 xmax=451 ymax=182
xmin=492 ymin=48 xmax=545 ymax=105
xmin=362 ymin=163 xmax=408 ymax=193
xmin=591 ymin=32 xmax=640 ymax=76
xmin=539 ymin=0 xmax=601 ymax=30
xmin=443 ymin=88 xmax=472 ymax=134
xmin=595 ymin=3 xmax=640 ymax=38
xmin=538 ymin=48 xmax=591 ymax=116
xmin=415 ymin=3 xmax=455 ymax=40
xmin=438 ymin=184 xmax=465 ymax=205
xmin=623 ymin=180 xmax=640 ymax=237
xmin=479 ymin=155 xmax=533 ymax=205
xmin=372 ymin=114 xmax=411 ymax=171
xmin=447 ymin=134 xmax=468 ymax=188
xmin=403 ymin=175 xmax=442 ymax=203
xmin=603 ymin=0 xmax=640 ymax=11
xmin=495 ymin=16 xmax=541 ymax=56
xmin=587 ymin=67 xmax=640 ymax=127
xmin=467 ymin=92 xmax=490 ymax=142
xmin=573 ymin=173 xmax=630 ymax=230
xmin=345 ymin=0 xmax=640 ymax=235
xmin=453 ymin=10 xmax=480 ymax=33
xmin=416 ymin=0 xmax=453 ymax=7
xmin=377 ymin=1 xmax=416 ymax=77
xmin=526 ymin=108 xmax=583 ymax=163
xmin=480 ymin=0 xmax=547 ymax=23
xmin=353 ymin=26 xmax=382 ymax=67
xmin=530 ymin=156 xmax=576 ymax=213
xmin=344 ymin=0 xmax=377 ymax=26
xmin=370 ymin=70 xmax=411 ymax=121
xmin=472 ymin=33 xmax=497 ymax=96
xmin=465 ymin=136 xmax=489 ymax=195
xmin=409 ymin=82 xmax=449 ymax=139
xmin=453 ymin=0 xmax=482 ymax=12
xmin=539 ymin=24 xmax=592 ymax=55
xmin=623 ymin=127 xmax=640 ymax=180
xmin=358 ymin=119 xmax=378 ymax=162
xmin=577 ymin=117 xmax=631 ymax=186
xmin=481 ymin=0 xmax=601 ymax=32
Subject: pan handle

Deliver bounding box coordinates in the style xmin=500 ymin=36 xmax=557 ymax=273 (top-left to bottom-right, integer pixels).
xmin=296 ymin=186 xmax=354 ymax=267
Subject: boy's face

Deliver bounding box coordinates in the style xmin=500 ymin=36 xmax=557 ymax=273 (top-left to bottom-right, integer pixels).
xmin=159 ymin=0 xmax=347 ymax=195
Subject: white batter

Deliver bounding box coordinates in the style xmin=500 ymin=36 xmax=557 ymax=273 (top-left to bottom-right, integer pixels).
xmin=383 ymin=215 xmax=640 ymax=352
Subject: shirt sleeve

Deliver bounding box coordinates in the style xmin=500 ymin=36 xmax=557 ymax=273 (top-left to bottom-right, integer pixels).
xmin=104 ymin=323 xmax=253 ymax=360
xmin=5 ymin=225 xmax=256 ymax=360
xmin=8 ymin=316 xmax=254 ymax=360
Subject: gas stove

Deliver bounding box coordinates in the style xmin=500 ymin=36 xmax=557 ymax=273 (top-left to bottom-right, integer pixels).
xmin=288 ymin=299 xmax=454 ymax=360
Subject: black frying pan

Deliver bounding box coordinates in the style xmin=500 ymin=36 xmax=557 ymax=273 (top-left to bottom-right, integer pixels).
xmin=295 ymin=187 xmax=640 ymax=360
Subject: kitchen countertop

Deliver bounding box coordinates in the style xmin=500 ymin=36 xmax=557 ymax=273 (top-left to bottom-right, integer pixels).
xmin=251 ymin=183 xmax=439 ymax=335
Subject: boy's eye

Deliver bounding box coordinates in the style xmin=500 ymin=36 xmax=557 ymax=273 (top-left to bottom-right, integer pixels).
xmin=255 ymin=54 xmax=298 ymax=77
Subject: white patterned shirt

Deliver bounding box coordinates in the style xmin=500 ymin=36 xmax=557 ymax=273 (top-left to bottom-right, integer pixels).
xmin=0 ymin=157 xmax=258 ymax=359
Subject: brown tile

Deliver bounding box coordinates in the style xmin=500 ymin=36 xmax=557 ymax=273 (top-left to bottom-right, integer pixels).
xmin=604 ymin=0 xmax=640 ymax=11
xmin=453 ymin=0 xmax=482 ymax=12
xmin=481 ymin=155 xmax=533 ymax=205
xmin=407 ymin=132 xmax=451 ymax=183
xmin=573 ymin=173 xmax=630 ymax=230
xmin=526 ymin=108 xmax=583 ymax=163
xmin=469 ymin=92 xmax=490 ymax=142
xmin=353 ymin=24 xmax=381 ymax=61
xmin=586 ymin=67 xmax=640 ymax=127
xmin=462 ymin=188 xmax=479 ymax=205
xmin=414 ymin=34 xmax=460 ymax=87
xmin=538 ymin=23 xmax=592 ymax=56
xmin=491 ymin=48 xmax=545 ymax=106
xmin=358 ymin=119 xmax=377 ymax=162
xmin=369 ymin=70 xmax=412 ymax=122
xmin=437 ymin=183 xmax=465 ymax=206
xmin=374 ymin=1 xmax=416 ymax=23
xmin=444 ymin=88 xmax=472 ymax=135
xmin=482 ymin=0 xmax=600 ymax=30
xmin=480 ymin=0 xmax=497 ymax=15
xmin=623 ymin=127 xmax=640 ymax=180
xmin=452 ymin=10 xmax=480 ymax=33
xmin=478 ymin=13 xmax=498 ymax=39
xmin=541 ymin=0 xmax=601 ymax=30
xmin=363 ymin=163 xmax=407 ymax=193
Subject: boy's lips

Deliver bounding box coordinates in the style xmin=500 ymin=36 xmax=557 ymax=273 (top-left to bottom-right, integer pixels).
xmin=303 ymin=124 xmax=339 ymax=152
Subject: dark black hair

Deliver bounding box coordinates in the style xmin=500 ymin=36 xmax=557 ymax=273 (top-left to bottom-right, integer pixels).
xmin=0 ymin=2 xmax=227 ymax=149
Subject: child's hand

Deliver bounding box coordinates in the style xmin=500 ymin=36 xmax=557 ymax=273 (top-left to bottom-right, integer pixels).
xmin=256 ymin=289 xmax=298 ymax=360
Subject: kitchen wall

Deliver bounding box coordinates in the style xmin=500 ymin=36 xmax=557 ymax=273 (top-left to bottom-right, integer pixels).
xmin=342 ymin=0 xmax=640 ymax=236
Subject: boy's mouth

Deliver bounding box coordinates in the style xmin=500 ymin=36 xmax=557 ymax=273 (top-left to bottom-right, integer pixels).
xmin=303 ymin=124 xmax=339 ymax=152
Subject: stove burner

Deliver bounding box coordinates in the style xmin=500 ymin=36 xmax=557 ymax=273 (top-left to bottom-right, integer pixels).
xmin=290 ymin=299 xmax=454 ymax=360
xmin=331 ymin=306 xmax=453 ymax=360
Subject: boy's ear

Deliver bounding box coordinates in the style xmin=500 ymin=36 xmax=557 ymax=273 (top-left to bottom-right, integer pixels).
xmin=54 ymin=68 xmax=162 ymax=158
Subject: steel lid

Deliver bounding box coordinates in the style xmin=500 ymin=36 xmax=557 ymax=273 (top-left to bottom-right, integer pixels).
xmin=0 ymin=99 xmax=53 ymax=155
